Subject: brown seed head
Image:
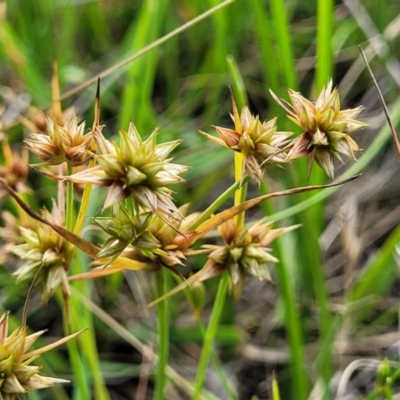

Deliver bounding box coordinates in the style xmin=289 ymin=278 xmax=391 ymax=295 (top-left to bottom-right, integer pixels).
xmin=271 ymin=80 xmax=367 ymax=178
xmin=204 ymin=218 xmax=297 ymax=297
xmin=201 ymin=96 xmax=291 ymax=184
xmin=0 ymin=140 xmax=30 ymax=197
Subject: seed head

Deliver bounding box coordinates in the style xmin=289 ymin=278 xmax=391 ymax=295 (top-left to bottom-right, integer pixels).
xmin=271 ymin=80 xmax=367 ymax=178
xmin=0 ymin=312 xmax=76 ymax=399
xmin=204 ymin=218 xmax=297 ymax=297
xmin=67 ymin=122 xmax=189 ymax=216
xmin=93 ymin=204 xmax=198 ymax=268
xmin=201 ymin=96 xmax=291 ymax=184
xmin=10 ymin=202 xmax=69 ymax=302
xmin=25 ymin=114 xmax=94 ymax=166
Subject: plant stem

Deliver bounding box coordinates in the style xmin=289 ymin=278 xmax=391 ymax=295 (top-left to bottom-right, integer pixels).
xmin=190 ymin=176 xmax=249 ymax=230
xmin=73 ymin=160 xmax=95 ymax=235
xmin=193 ymin=273 xmax=230 ymax=399
xmin=70 ymin=254 xmax=110 ymax=400
xmin=66 ymin=166 xmax=75 ymax=231
xmin=63 ymin=167 xmax=91 ymax=400
xmin=154 ymin=268 xmax=169 ymax=400
xmin=195 ymin=318 xmax=238 ymax=400
xmin=65 ymin=165 xmax=110 ymax=400
xmin=58 ymin=292 xmax=90 ymax=400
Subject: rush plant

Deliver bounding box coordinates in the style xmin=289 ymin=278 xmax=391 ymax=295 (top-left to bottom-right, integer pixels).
xmin=2 ymin=1 xmax=397 ymax=400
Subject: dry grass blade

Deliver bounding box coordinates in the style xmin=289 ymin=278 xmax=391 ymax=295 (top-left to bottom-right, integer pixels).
xmin=93 ymin=78 xmax=101 ymax=129
xmin=193 ymin=175 xmax=361 ymax=241
xmin=359 ymin=46 xmax=400 ymax=158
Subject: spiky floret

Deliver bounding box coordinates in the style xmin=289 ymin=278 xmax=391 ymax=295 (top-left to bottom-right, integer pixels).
xmin=67 ymin=123 xmax=189 ymax=216
xmin=200 ymin=96 xmax=291 ymax=184
xmin=203 ymin=218 xmax=298 ymax=297
xmin=10 ymin=202 xmax=69 ymax=302
xmin=25 ymin=114 xmax=94 ymax=166
xmin=270 ymin=80 xmax=367 ymax=178
xmin=0 ymin=312 xmax=79 ymax=400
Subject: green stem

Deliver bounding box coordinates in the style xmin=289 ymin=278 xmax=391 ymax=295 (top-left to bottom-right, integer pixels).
xmin=190 ymin=176 xmax=250 ymax=230
xmin=65 ymin=165 xmax=110 ymax=400
xmin=259 ymin=181 xmax=309 ymax=399
xmin=66 ymin=166 xmax=75 ymax=231
xmin=74 ymin=160 xmax=95 ymax=235
xmin=154 ymin=269 xmax=169 ymax=400
xmin=63 ymin=167 xmax=91 ymax=400
xmin=70 ymin=257 xmax=110 ymax=400
xmin=365 ymin=388 xmax=382 ymax=400
xmin=58 ymin=292 xmax=90 ymax=400
xmin=193 ymin=273 xmax=230 ymax=399
xmin=196 ymin=318 xmax=238 ymax=400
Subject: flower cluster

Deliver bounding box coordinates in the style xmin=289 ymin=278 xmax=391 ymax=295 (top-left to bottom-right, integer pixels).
xmin=203 ymin=218 xmax=298 ymax=296
xmin=270 ymin=80 xmax=367 ymax=178
xmin=203 ymin=82 xmax=366 ymax=182
xmin=10 ymin=202 xmax=70 ymax=303
xmin=201 ymin=97 xmax=291 ymax=184
xmin=67 ymin=122 xmax=189 ymax=216
xmin=0 ymin=312 xmax=77 ymax=400
xmin=93 ymin=203 xmax=199 ymax=269
xmin=25 ymin=114 xmax=94 ymax=166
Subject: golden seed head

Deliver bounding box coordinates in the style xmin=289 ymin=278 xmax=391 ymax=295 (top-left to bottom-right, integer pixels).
xmin=205 ymin=219 xmax=296 ymax=297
